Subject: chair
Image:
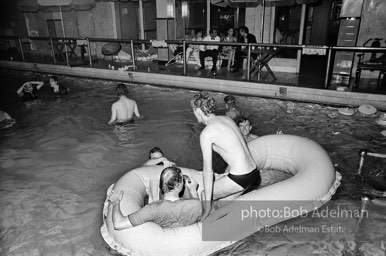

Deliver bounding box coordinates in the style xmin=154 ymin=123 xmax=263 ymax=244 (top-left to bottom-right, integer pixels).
xmin=355 ymin=38 xmax=386 ymax=91
xmin=101 ymin=42 xmax=122 ymax=63
xmin=165 ymin=45 xmax=185 ymax=67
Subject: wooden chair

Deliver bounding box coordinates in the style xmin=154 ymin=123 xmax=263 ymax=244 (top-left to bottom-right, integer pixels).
xmin=354 ymin=38 xmax=386 ymax=91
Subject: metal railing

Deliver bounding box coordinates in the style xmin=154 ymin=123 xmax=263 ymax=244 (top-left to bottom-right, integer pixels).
xmin=1 ymin=35 xmax=385 ymax=90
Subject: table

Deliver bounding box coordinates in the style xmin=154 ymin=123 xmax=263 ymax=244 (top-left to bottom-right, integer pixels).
xmin=242 ymin=47 xmax=278 ymax=81
xmin=52 ymin=39 xmax=78 ymax=61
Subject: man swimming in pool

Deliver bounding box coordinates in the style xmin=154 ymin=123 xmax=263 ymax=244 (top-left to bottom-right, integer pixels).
xmin=108 ymin=166 xmax=202 ymax=229
xmin=108 ymin=83 xmax=141 ymax=125
xmin=191 ymin=92 xmax=259 ymax=219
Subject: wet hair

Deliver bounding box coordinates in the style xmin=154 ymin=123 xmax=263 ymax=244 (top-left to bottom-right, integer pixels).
xmin=159 ymin=166 xmax=183 ymax=194
xmin=195 ymin=27 xmax=203 ymax=35
xmin=49 ymin=76 xmax=58 ymax=82
xmin=224 ymin=95 xmax=237 ymax=107
xmin=237 ymin=116 xmax=252 ymax=126
xmin=116 ymin=83 xmax=129 ymax=96
xmin=191 ymin=91 xmax=216 ymax=115
xmin=149 ymin=147 xmax=164 ymax=159
xmin=239 ymin=26 xmax=249 ymax=34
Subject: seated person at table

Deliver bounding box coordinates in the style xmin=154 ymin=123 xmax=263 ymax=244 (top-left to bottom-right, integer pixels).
xmin=49 ymin=76 xmax=69 ymax=96
xmin=186 ymin=27 xmax=204 ymax=69
xmin=237 ymin=117 xmax=258 ymax=143
xmin=234 ymin=26 xmax=257 ymax=70
xmin=221 ymin=27 xmax=237 ymax=71
xmin=198 ymin=28 xmax=221 ymax=71
xmin=224 ymin=95 xmax=241 ymax=121
xmin=108 ymin=83 xmax=141 ymax=125
xmin=17 ymin=81 xmax=44 ymax=102
xmin=143 ymin=147 xmax=175 ymax=167
xmin=108 ymin=166 xmax=202 ymax=230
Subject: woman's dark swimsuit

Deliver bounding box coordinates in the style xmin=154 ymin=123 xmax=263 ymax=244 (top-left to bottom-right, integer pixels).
xmin=228 ymin=168 xmax=261 ymax=194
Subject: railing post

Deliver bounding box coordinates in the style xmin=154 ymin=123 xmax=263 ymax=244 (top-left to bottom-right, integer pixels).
xmin=183 ymin=40 xmax=187 ymax=76
xmin=86 ymin=37 xmax=92 ymax=67
xmin=18 ymin=37 xmax=25 ymax=61
xmin=64 ymin=40 xmax=70 ymax=66
xmin=131 ymin=40 xmax=136 ymax=70
xmin=324 ymin=46 xmax=332 ymax=89
xmin=246 ymin=44 xmax=251 ymax=82
xmin=50 ymin=38 xmax=56 ymax=64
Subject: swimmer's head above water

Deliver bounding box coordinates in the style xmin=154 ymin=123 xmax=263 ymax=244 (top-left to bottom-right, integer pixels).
xmin=224 ymin=95 xmax=237 ymax=108
xmin=116 ymin=83 xmax=129 ymax=97
xmin=159 ymin=166 xmax=184 ymax=194
xmin=191 ymin=91 xmax=216 ymax=116
xmin=149 ymin=147 xmax=164 ymax=159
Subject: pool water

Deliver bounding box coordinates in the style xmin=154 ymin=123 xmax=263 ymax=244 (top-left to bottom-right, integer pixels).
xmin=0 ymin=70 xmax=385 ymax=256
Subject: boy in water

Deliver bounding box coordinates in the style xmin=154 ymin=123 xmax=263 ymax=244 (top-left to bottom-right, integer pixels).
xmin=108 ymin=83 xmax=141 ymax=125
xmin=237 ymin=117 xmax=258 ymax=142
xmin=224 ymin=95 xmax=241 ymax=121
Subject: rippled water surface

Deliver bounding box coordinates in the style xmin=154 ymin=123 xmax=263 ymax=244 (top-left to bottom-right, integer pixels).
xmin=0 ymin=70 xmax=385 ymax=256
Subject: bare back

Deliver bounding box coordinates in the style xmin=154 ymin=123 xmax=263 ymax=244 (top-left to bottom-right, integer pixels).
xmin=111 ymin=97 xmax=139 ymax=123
xmin=201 ymin=116 xmax=256 ymax=175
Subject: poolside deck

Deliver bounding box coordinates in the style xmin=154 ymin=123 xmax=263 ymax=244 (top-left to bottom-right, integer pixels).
xmin=1 ymin=53 xmax=386 ymax=109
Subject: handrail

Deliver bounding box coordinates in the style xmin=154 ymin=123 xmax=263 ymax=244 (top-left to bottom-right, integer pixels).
xmin=1 ymin=35 xmax=385 ymax=89
xmin=2 ymin=35 xmax=386 ymax=52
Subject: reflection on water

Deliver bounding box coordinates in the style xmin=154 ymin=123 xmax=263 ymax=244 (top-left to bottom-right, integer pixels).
xmin=0 ymin=70 xmax=385 ymax=255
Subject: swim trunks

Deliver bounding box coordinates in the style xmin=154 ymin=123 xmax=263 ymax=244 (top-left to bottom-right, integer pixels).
xmin=228 ymin=168 xmax=261 ymax=193
xmin=115 ymin=119 xmax=135 ymax=126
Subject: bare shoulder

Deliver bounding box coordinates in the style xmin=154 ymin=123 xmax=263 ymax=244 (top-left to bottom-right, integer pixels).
xmin=127 ymin=98 xmax=137 ymax=104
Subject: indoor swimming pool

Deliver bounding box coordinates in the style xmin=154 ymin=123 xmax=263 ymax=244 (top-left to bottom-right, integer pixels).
xmin=0 ymin=69 xmax=385 ymax=256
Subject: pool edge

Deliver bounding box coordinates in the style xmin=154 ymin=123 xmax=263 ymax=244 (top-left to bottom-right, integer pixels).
xmin=1 ymin=60 xmax=385 ymax=110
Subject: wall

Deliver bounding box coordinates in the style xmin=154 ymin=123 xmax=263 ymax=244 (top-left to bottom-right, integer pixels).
xmin=309 ymin=0 xmax=331 ymax=45
xmin=0 ymin=0 xmax=27 ymax=37
xmin=245 ymin=6 xmax=275 ymax=43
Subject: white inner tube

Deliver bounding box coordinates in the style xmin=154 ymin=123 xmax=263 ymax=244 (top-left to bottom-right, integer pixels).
xmin=101 ymin=134 xmax=341 ymax=256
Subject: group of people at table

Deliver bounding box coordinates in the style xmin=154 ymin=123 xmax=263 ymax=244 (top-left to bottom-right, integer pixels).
xmin=175 ymin=25 xmax=258 ymax=73
xmin=106 ymin=83 xmax=284 ymax=230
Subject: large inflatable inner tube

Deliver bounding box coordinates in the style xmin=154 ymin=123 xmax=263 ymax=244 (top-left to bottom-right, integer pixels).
xmin=101 ymin=134 xmax=341 ymax=256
